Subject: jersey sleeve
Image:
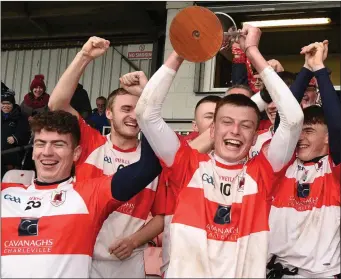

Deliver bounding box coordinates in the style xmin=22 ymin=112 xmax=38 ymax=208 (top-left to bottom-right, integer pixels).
xmin=252 ymin=141 xmax=294 ymax=197
xmin=77 ymin=117 xmax=106 ymax=165
xmin=84 ymin=175 xmax=123 ymax=222
xmin=150 ymin=171 xmax=167 ymax=216
xmin=161 ymin=137 xmax=201 ymax=200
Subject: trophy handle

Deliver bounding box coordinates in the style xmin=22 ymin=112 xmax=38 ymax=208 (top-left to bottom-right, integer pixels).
xmin=215 ymin=12 xmax=243 ymax=51
xmin=214 ymin=12 xmax=238 ymax=30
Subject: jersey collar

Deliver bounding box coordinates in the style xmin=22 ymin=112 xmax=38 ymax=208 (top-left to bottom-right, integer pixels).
xmin=29 ymin=177 xmax=74 ymax=190
xmin=213 ymin=153 xmax=246 ymax=170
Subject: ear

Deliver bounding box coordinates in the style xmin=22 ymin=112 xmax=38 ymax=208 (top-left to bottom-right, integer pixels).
xmin=324 ymin=132 xmax=329 ymax=145
xmin=210 ymin=122 xmax=215 ymax=140
xmin=73 ymin=145 xmax=82 ymax=162
xmin=106 ymin=108 xmax=113 ymax=120
xmin=252 ymin=131 xmax=258 ymax=146
xmin=192 ymin=120 xmax=198 ymax=132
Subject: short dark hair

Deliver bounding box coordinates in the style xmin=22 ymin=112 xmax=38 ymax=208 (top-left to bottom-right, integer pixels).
xmin=303 ymin=105 xmax=326 ymax=126
xmin=107 ymin=88 xmax=130 ymax=110
xmin=214 ymin=94 xmax=261 ymax=129
xmin=195 ymin=95 xmax=221 ymax=113
xmin=96 ymin=96 xmax=107 ymax=103
xmin=30 ymin=110 xmax=81 ymax=147
xmin=277 ymin=71 xmax=296 ymax=87
xmin=226 ymin=84 xmax=253 ymax=97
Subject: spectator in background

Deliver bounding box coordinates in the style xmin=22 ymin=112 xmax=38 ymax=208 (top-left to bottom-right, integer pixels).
xmin=70 ymin=83 xmax=92 ymax=120
xmin=301 ymin=77 xmax=318 ymax=108
xmin=20 ymin=74 xmax=50 ymax=119
xmin=1 ymin=87 xmax=30 ymax=178
xmin=87 ymin=96 xmax=110 ymax=133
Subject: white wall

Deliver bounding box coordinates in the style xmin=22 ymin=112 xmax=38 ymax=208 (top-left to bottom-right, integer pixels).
xmin=1 ymin=45 xmax=153 ymax=108
xmin=162 ymin=1 xmax=213 ymax=126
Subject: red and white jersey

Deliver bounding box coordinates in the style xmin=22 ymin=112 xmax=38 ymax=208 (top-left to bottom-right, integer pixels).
xmin=1 ymin=176 xmax=121 ymax=278
xmin=160 ymin=134 xmax=200 ymax=275
xmin=249 ymin=128 xmax=273 ymax=159
xmin=163 ymin=140 xmax=286 ymax=278
xmin=75 ymin=118 xmax=163 ymax=262
xmin=269 ymin=155 xmax=340 ymax=277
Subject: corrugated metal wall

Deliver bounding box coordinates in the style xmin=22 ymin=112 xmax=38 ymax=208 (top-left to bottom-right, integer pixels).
xmin=1 ymin=45 xmax=153 ymax=108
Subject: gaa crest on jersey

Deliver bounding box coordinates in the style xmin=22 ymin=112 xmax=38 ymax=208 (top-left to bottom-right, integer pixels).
xmin=50 ymin=190 xmax=66 ymax=207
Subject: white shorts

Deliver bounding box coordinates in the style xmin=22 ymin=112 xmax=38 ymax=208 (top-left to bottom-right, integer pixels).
xmin=90 ymin=253 xmax=145 ymax=278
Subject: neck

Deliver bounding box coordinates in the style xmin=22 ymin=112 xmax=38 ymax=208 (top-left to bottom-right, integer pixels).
xmin=36 ymin=175 xmax=71 ymax=186
xmin=110 ymin=130 xmax=138 ymax=150
xmin=214 ymin=153 xmax=247 ymax=166
xmin=303 ymin=154 xmax=328 ymax=164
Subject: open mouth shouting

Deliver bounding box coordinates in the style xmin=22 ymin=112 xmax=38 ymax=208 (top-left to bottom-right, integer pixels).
xmin=224 ymin=139 xmax=243 ymax=150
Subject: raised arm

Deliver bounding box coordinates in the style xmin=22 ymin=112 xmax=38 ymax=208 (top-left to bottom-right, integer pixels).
xmin=134 ymin=52 xmax=184 ymax=167
xmin=111 ymin=134 xmax=162 ymax=201
xmin=302 ymin=42 xmax=341 ymax=165
xmin=273 ymin=41 xmax=328 ymax=131
xmin=240 ymin=24 xmax=304 ymax=172
xmin=48 ymin=37 xmax=110 ymax=117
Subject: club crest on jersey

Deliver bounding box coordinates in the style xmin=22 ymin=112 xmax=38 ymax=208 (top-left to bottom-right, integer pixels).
xmin=50 ymin=190 xmax=66 ymax=207
xmin=315 ymin=160 xmax=323 ymax=171
xmin=237 ymin=175 xmax=245 ymax=192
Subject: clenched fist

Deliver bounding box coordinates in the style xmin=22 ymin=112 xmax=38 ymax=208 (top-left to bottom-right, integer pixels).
xmin=80 ymin=36 xmax=110 ymax=60
xmin=238 ymin=24 xmax=262 ymax=54
xmin=119 ymin=71 xmax=148 ymax=97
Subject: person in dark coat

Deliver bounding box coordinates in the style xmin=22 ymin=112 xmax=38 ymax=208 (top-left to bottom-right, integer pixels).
xmin=70 ymin=83 xmax=93 ymax=120
xmin=20 ymin=74 xmax=50 ymax=119
xmin=87 ymin=96 xmax=110 ymax=133
xmin=1 ymin=88 xmax=31 ymax=178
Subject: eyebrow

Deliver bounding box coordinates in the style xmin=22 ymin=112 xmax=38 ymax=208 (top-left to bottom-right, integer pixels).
xmin=303 ymin=127 xmax=315 ymax=132
xmin=34 ymin=139 xmax=68 ymax=144
xmin=121 ymin=105 xmax=133 ymax=110
xmin=221 ymin=117 xmax=255 ymax=125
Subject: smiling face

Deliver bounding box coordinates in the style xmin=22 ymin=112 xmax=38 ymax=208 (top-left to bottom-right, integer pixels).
xmin=211 ymin=103 xmax=259 ymax=163
xmin=33 ymin=129 xmax=81 ymax=183
xmin=297 ymin=123 xmax=328 ymax=162
xmin=32 ymin=86 xmax=44 ymax=98
xmin=106 ymin=93 xmax=140 ymax=139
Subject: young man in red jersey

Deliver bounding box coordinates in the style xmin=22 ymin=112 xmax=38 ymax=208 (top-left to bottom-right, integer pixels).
xmin=134 ymin=24 xmax=303 ymax=278
xmin=48 ymin=37 xmax=165 ymax=278
xmin=1 ymin=110 xmax=161 ymax=278
xmin=267 ymin=41 xmax=340 ymax=279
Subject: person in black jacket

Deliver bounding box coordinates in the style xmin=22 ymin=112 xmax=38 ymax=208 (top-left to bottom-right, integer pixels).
xmin=1 ymin=88 xmax=31 ymax=178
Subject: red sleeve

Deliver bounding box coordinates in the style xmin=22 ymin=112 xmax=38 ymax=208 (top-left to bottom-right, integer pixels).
xmin=251 ymin=141 xmax=294 ymax=197
xmin=150 ymin=171 xmax=167 ymax=216
xmin=161 ymin=138 xmax=205 ymax=201
xmin=81 ymin=175 xmax=123 ymax=223
xmin=77 ymin=117 xmax=106 ymax=165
